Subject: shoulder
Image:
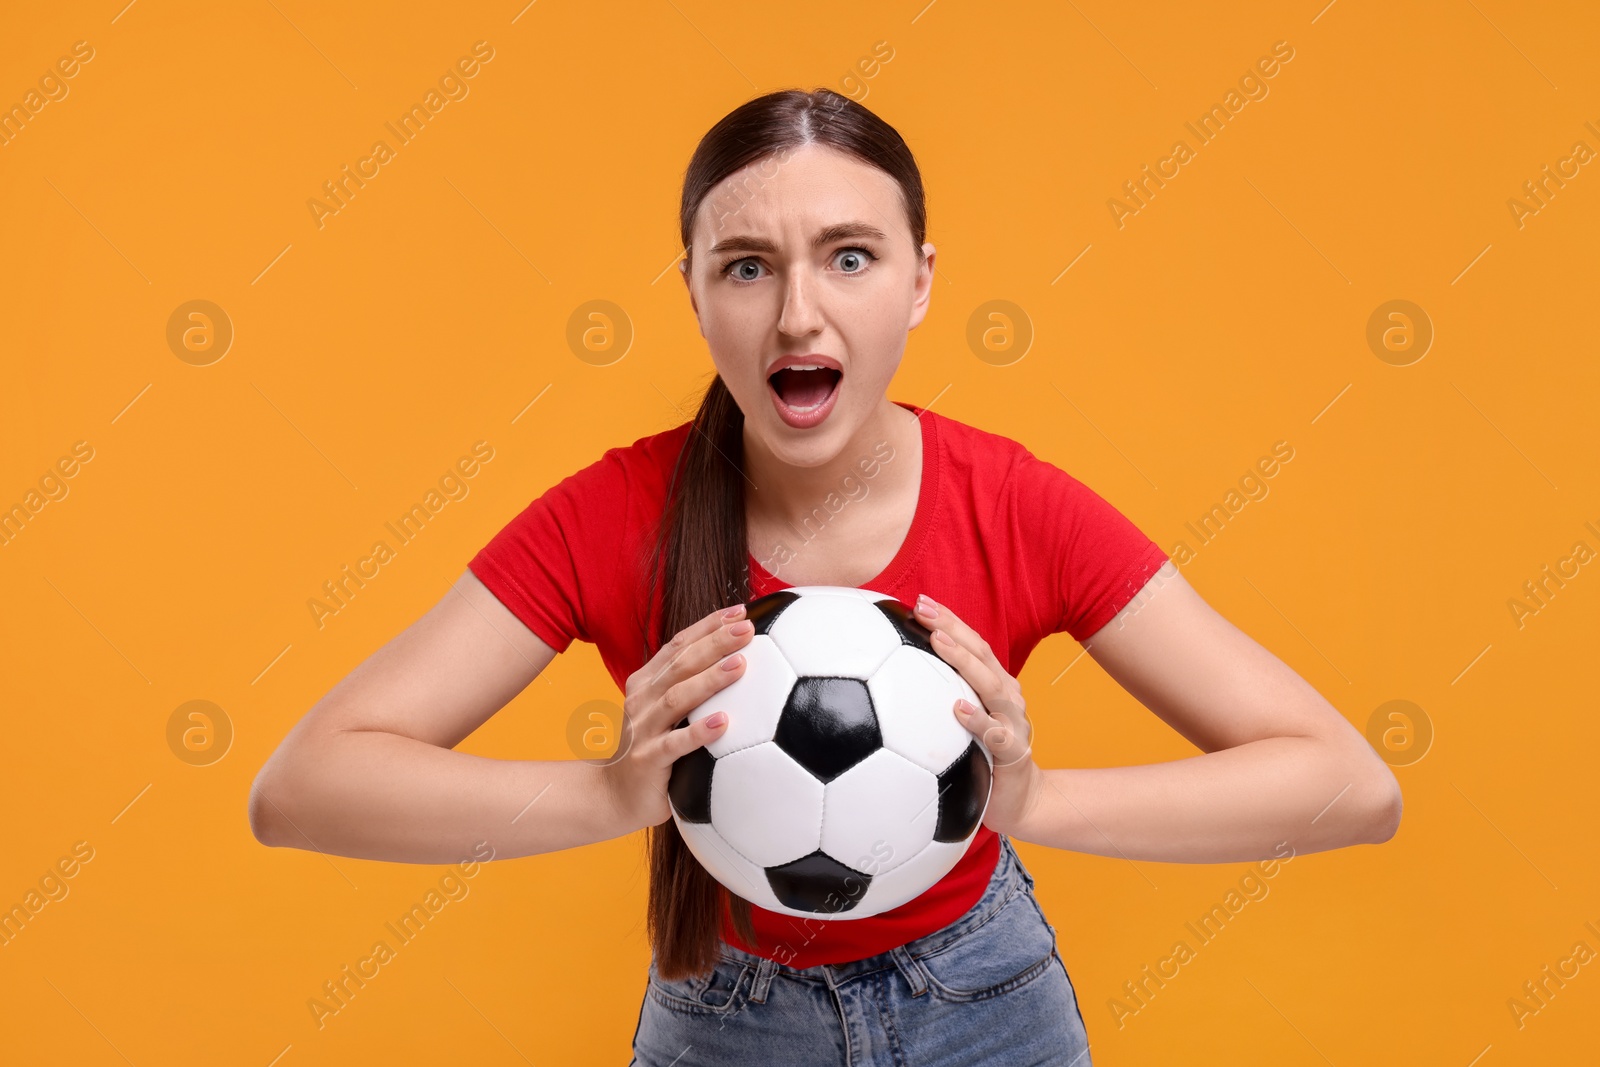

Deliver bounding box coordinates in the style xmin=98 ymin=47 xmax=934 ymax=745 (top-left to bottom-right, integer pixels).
xmin=594 ymin=417 xmax=692 ymax=467
xmin=920 ymin=408 xmax=1044 ymax=500
xmin=558 ymin=419 xmax=693 ymax=495
xmin=923 ymin=407 xmax=1024 ymax=456
xmin=927 ymin=408 xmax=1138 ymax=529
xmin=921 ymin=407 xmax=1030 ymax=475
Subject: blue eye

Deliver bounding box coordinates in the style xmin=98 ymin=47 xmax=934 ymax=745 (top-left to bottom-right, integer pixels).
xmin=723 ymin=258 xmax=765 ymax=283
xmin=834 ymin=247 xmax=876 ymax=273
xmin=718 ymin=246 xmax=879 ymax=285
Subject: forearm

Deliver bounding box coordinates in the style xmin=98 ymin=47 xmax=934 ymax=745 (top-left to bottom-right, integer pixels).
xmin=1014 ymin=735 xmax=1398 ymax=863
xmin=250 ymin=729 xmax=632 ymax=863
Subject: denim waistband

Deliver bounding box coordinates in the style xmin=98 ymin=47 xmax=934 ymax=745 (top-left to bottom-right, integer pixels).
xmin=717 ymin=834 xmax=1034 ymax=1002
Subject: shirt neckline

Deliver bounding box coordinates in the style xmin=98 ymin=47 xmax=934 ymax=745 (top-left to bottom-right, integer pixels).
xmin=746 ymin=400 xmax=940 ymax=596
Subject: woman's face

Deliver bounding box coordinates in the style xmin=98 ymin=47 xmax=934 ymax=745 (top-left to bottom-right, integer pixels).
xmin=681 ymin=142 xmax=936 ymax=468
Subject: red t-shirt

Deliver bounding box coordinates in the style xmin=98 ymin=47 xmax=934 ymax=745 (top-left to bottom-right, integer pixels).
xmin=467 ymin=400 xmax=1169 ymax=967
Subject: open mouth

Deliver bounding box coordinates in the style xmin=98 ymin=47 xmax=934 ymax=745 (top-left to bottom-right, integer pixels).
xmin=766 ymin=364 xmax=843 ymax=429
xmin=767 ymin=367 xmax=843 ymax=411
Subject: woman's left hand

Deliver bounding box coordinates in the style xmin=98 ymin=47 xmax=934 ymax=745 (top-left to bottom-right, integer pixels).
xmin=914 ymin=593 xmax=1047 ymax=839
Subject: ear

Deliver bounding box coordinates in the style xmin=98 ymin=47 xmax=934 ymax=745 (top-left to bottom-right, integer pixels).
xmin=906 ymin=242 xmax=936 ymax=332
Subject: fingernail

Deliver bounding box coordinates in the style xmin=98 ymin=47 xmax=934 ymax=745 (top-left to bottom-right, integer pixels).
xmin=730 ymin=620 xmax=754 ymax=636
xmin=933 ymin=628 xmax=954 ymax=645
xmin=916 ymin=595 xmax=937 ymax=617
xmin=722 ymin=605 xmax=745 ymax=620
xmin=721 ymin=653 xmax=744 ymax=671
xmin=955 ymin=700 xmax=973 ymax=716
xmin=706 ymin=711 xmax=727 ymax=728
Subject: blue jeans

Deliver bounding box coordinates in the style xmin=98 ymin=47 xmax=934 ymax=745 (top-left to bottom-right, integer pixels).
xmin=629 ymin=835 xmax=1092 ymax=1066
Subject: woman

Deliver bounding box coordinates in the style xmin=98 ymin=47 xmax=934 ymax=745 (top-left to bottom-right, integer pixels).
xmin=249 ymin=89 xmax=1402 ymax=1065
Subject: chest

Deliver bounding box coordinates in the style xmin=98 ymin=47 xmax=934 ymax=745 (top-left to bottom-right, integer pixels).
xmin=746 ymin=492 xmax=916 ymax=590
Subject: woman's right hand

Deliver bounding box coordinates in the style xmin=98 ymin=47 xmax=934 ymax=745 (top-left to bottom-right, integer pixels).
xmin=602 ymin=603 xmax=755 ymax=834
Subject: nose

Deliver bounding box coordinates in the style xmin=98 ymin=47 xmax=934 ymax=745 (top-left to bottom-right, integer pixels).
xmin=776 ymin=267 xmax=824 ymax=338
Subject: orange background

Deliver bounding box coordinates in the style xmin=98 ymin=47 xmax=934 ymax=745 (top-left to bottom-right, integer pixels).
xmin=2 ymin=1 xmax=1597 ymax=1063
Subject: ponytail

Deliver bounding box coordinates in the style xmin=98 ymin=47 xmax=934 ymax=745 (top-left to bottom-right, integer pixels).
xmin=642 ymin=373 xmax=759 ymax=981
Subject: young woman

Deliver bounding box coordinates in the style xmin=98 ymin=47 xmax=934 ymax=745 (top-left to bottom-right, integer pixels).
xmin=250 ymin=89 xmax=1402 ymax=1066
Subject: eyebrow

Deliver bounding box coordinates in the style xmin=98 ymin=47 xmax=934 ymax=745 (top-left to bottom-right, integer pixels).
xmin=706 ymin=222 xmax=889 ymax=257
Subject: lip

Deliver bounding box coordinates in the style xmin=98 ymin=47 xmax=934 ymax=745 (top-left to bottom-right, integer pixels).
xmin=765 ymin=353 xmax=843 ymax=376
xmin=766 ymin=353 xmax=843 ymax=430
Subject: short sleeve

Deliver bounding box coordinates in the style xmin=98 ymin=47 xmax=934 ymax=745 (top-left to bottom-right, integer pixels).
xmin=1012 ymin=450 xmax=1170 ymax=642
xmin=467 ymin=449 xmax=637 ymax=655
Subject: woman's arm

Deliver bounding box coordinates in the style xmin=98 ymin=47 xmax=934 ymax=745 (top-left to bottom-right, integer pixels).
xmin=248 ymin=570 xmax=634 ymax=864
xmin=1015 ymin=561 xmax=1402 ymax=862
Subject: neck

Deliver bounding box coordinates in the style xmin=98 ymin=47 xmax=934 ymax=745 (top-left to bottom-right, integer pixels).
xmin=742 ymin=399 xmax=920 ymax=530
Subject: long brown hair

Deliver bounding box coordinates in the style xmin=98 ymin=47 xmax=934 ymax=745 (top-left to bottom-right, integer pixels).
xmin=642 ymin=87 xmax=929 ymax=980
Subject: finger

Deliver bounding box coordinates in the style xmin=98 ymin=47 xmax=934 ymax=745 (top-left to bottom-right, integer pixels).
xmin=955 ymin=696 xmax=1035 ymax=768
xmin=915 ymin=595 xmax=1009 ymax=678
xmin=646 ymin=606 xmax=750 ymax=691
xmin=662 ymin=707 xmax=731 ymax=763
xmin=925 ymin=623 xmax=1015 ymax=724
xmin=914 ymin=595 xmax=1023 ymax=714
xmin=653 ymin=639 xmax=750 ymax=732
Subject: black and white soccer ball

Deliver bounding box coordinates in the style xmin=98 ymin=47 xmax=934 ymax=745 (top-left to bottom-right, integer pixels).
xmin=667 ymin=586 xmax=993 ymax=920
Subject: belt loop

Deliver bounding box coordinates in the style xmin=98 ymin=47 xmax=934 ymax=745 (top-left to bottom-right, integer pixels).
xmin=889 ymin=945 xmax=928 ymax=997
xmin=748 ymin=956 xmax=777 ymax=1003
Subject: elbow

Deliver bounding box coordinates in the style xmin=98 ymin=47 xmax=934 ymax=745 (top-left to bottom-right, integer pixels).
xmin=1358 ymin=764 xmax=1403 ymax=845
xmin=1314 ymin=729 xmax=1402 ymax=847
xmin=249 ymin=725 xmax=327 ymax=848
xmin=248 ymin=774 xmax=284 ymax=847
xmin=248 ymin=757 xmax=302 ymax=848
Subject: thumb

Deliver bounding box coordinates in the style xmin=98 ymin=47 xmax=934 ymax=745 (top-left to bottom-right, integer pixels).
xmin=667 ymin=710 xmax=729 ymax=761
xmin=954 ymin=698 xmax=992 ymax=740
xmin=959 ymin=697 xmax=1032 ymax=769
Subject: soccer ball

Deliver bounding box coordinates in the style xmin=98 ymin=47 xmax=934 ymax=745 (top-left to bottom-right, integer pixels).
xmin=667 ymin=585 xmax=993 ymax=920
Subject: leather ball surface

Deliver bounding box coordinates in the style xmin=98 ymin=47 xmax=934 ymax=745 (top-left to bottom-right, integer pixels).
xmin=667 ymin=586 xmax=993 ymax=920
